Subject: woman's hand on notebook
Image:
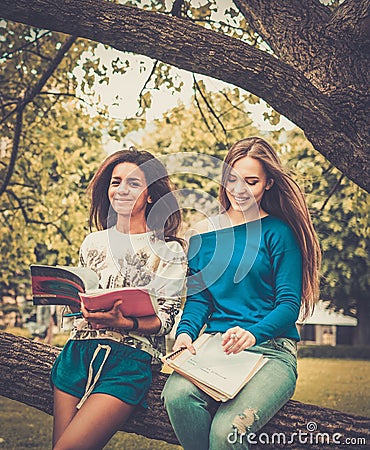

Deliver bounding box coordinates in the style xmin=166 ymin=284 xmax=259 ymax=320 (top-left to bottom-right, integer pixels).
xmin=222 ymin=327 xmax=256 ymax=355
xmin=173 ymin=333 xmax=196 ymax=355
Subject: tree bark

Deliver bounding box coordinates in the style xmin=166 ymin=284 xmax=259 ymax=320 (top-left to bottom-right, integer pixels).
xmin=0 ymin=0 xmax=369 ymax=192
xmin=1 ymin=332 xmax=369 ymax=449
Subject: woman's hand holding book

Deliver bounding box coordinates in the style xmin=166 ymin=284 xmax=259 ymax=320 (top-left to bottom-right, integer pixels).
xmin=80 ymin=300 xmax=130 ymax=329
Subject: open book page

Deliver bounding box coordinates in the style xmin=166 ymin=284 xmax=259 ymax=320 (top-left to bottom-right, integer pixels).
xmin=165 ymin=333 xmax=267 ymax=400
xmin=57 ymin=266 xmax=100 ymax=292
xmin=31 ymin=265 xmax=99 ymax=292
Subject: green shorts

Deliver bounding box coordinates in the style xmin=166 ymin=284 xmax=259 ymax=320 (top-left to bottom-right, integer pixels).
xmin=51 ymin=339 xmax=152 ymax=408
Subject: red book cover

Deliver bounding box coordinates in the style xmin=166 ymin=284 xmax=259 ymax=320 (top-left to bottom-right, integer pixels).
xmin=79 ymin=288 xmax=157 ymax=317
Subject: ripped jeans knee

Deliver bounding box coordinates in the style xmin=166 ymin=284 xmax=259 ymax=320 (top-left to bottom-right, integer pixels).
xmin=222 ymin=408 xmax=259 ymax=447
xmin=232 ymin=408 xmax=259 ymax=435
xmin=210 ymin=408 xmax=260 ymax=450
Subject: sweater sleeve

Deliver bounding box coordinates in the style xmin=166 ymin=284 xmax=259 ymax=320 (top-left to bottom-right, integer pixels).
xmin=148 ymin=240 xmax=187 ymax=336
xmin=175 ymin=237 xmax=213 ymax=341
xmin=247 ymin=229 xmax=303 ymax=345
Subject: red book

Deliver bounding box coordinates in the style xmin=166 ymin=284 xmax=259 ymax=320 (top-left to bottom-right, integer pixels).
xmin=79 ymin=289 xmax=156 ymax=317
xmin=30 ymin=265 xmax=157 ymax=317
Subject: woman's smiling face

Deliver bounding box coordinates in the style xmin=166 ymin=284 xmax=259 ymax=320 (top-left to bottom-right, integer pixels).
xmin=108 ymin=162 xmax=149 ymax=220
xmin=225 ymin=155 xmax=272 ymax=214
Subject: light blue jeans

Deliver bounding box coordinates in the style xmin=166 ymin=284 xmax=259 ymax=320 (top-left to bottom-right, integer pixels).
xmin=162 ymin=337 xmax=297 ymax=450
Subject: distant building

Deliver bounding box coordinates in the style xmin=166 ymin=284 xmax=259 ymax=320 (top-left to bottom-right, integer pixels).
xmin=298 ymin=301 xmax=357 ymax=346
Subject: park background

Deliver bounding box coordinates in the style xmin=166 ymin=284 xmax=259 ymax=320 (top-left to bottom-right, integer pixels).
xmin=0 ymin=0 xmax=369 ymax=449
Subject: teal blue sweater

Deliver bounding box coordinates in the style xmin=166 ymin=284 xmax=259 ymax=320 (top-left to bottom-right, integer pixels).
xmin=177 ymin=216 xmax=303 ymax=345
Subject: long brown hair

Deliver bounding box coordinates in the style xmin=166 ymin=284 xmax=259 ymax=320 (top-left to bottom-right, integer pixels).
xmin=219 ymin=137 xmax=321 ymax=318
xmin=88 ymin=148 xmax=182 ymax=242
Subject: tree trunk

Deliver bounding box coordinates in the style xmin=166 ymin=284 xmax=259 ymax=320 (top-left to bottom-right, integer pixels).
xmin=353 ymin=296 xmax=370 ymax=346
xmin=1 ymin=332 xmax=369 ymax=449
xmin=0 ymin=0 xmax=368 ymax=192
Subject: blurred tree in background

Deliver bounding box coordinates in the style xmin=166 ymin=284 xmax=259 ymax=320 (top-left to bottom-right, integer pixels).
xmin=284 ymin=131 xmax=369 ymax=345
xmin=0 ymin=22 xmax=113 ymax=303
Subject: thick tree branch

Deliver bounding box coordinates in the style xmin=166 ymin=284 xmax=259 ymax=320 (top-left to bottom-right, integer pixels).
xmin=0 ymin=0 xmax=368 ymax=191
xmin=233 ymin=0 xmax=330 ymax=59
xmin=326 ymin=0 xmax=370 ymax=47
xmin=0 ymin=1 xmax=346 ymax=128
xmin=233 ymin=0 xmax=369 ymax=92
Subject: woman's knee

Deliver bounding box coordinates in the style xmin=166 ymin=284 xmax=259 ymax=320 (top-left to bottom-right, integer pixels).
xmin=209 ymin=411 xmax=254 ymax=450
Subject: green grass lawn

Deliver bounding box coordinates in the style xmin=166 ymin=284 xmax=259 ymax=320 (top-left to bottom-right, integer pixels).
xmin=293 ymin=358 xmax=370 ymax=417
xmin=0 ymin=358 xmax=369 ymax=449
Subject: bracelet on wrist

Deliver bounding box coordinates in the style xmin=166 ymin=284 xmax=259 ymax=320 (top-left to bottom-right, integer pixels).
xmin=127 ymin=316 xmax=139 ymax=331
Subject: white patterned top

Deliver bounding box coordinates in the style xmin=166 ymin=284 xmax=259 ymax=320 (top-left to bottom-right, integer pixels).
xmin=70 ymin=226 xmax=187 ymax=362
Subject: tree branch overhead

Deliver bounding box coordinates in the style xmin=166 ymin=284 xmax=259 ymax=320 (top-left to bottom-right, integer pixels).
xmin=0 ymin=0 xmax=368 ymax=191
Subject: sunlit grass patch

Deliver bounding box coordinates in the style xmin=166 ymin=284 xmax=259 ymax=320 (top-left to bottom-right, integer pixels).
xmin=293 ymin=358 xmax=370 ymax=417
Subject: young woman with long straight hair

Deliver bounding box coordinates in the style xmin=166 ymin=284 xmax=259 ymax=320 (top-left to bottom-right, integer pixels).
xmin=162 ymin=137 xmax=321 ymax=450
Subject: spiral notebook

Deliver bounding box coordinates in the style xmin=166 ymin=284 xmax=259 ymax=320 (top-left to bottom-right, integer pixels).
xmin=162 ymin=333 xmax=267 ymax=402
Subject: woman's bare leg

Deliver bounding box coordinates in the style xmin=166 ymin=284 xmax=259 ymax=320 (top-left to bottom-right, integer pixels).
xmin=53 ymin=387 xmax=80 ymax=447
xmin=53 ymin=392 xmax=136 ymax=450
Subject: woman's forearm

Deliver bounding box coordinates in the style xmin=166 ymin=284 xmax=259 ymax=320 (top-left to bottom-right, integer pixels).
xmin=130 ymin=315 xmax=161 ymax=334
